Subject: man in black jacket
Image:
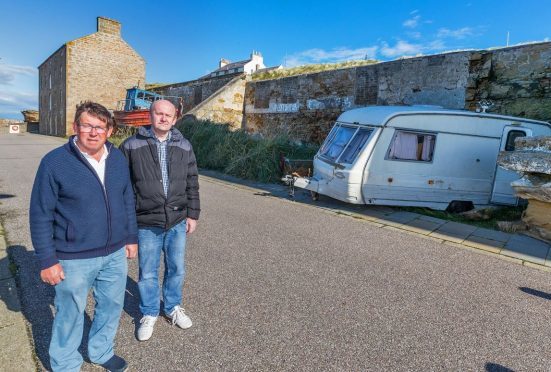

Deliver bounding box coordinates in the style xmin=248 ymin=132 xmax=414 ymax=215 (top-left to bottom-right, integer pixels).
xmin=120 ymin=99 xmax=200 ymax=341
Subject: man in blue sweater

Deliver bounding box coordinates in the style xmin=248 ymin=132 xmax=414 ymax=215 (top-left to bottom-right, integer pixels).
xmin=30 ymin=101 xmax=138 ymax=372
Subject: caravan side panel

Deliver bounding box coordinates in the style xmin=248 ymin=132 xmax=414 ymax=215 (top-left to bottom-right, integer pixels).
xmin=361 ymin=115 xmax=502 ymax=208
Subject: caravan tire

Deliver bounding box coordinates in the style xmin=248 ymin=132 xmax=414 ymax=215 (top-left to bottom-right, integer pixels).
xmin=446 ymin=200 xmax=475 ymax=213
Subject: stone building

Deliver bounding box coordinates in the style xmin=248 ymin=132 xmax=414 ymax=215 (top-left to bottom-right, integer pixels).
xmin=38 ymin=17 xmax=145 ymax=136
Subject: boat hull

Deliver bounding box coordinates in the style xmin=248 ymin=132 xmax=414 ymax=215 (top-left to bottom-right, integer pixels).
xmin=113 ymin=109 xmax=150 ymax=126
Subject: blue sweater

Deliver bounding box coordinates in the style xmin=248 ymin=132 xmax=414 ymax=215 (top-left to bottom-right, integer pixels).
xmin=30 ymin=137 xmax=138 ymax=270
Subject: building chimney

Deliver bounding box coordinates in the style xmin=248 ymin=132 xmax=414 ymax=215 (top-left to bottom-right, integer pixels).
xmin=97 ymin=17 xmax=121 ymax=36
xmin=250 ymin=50 xmax=263 ymax=60
xmin=219 ymin=58 xmax=230 ymax=68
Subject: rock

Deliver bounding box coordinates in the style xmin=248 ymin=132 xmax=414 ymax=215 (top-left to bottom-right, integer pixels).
xmin=497 ymin=220 xmax=528 ymax=233
xmin=498 ymin=151 xmax=551 ymax=174
xmin=510 ymin=175 xmax=551 ymax=202
xmin=21 ymin=110 xmax=39 ymax=123
xmin=513 ymin=136 xmax=551 ymax=151
xmin=459 ymin=207 xmax=497 ymax=220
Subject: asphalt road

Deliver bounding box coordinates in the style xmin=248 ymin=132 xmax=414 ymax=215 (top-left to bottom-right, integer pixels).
xmin=1 ymin=133 xmax=550 ymax=372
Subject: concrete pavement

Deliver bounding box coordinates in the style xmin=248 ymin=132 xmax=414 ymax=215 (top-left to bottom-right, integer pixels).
xmin=201 ymin=169 xmax=551 ymax=271
xmin=0 ymin=224 xmax=36 ymax=371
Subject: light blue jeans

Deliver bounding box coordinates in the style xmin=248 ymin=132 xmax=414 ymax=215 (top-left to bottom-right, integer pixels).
xmin=49 ymin=247 xmax=127 ymax=372
xmin=138 ymin=219 xmax=187 ymax=316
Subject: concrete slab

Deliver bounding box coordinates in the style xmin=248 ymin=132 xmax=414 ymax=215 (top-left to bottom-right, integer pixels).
xmin=0 ymin=250 xmax=13 ymax=281
xmin=0 ymin=278 xmax=22 ymax=327
xmin=0 ymin=227 xmax=13 ymax=282
xmin=463 ymin=235 xmax=504 ymax=254
xmin=401 ymin=217 xmax=446 ymax=235
xmin=416 ymin=214 xmax=446 ymax=224
xmin=502 ymin=235 xmax=550 ymax=266
xmin=469 ymin=227 xmax=512 ymax=243
xmin=429 ymin=221 xmax=478 ymax=243
xmin=357 ymin=208 xmax=391 ymax=220
xmin=0 ymin=318 xmax=36 ymax=372
xmin=545 ymin=245 xmax=551 ymax=267
xmin=382 ymin=211 xmax=420 ymax=225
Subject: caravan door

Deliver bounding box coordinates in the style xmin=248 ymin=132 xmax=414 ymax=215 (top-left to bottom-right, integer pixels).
xmin=490 ymin=125 xmax=532 ymax=205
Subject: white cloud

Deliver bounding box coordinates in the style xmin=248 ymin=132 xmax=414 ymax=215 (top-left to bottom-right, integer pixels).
xmin=285 ymin=46 xmax=378 ymax=67
xmin=407 ymin=31 xmax=422 ymax=39
xmin=437 ymin=27 xmax=475 ymax=40
xmin=380 ymin=41 xmax=423 ymax=58
xmin=403 ymin=15 xmax=420 ymax=28
xmin=0 ymin=63 xmax=37 ymax=85
xmin=0 ymin=91 xmax=38 ymax=118
xmin=379 ymin=39 xmax=449 ymax=58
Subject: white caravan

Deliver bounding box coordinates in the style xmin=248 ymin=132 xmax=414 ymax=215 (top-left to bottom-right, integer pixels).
xmin=292 ymin=105 xmax=551 ymax=210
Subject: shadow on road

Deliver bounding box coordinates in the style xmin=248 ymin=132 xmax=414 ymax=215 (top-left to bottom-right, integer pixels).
xmin=485 ymin=362 xmax=515 ymax=371
xmin=124 ymin=274 xmax=142 ymax=338
xmin=519 ymin=287 xmax=551 ymax=300
xmin=0 ymin=194 xmax=15 ymax=199
xmin=5 ymin=245 xmax=140 ymax=369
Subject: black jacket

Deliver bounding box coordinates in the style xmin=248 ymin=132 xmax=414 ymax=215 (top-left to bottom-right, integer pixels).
xmin=120 ymin=126 xmax=200 ymax=229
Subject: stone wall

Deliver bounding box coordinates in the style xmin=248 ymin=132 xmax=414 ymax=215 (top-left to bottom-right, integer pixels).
xmin=38 ymin=46 xmax=66 ymax=136
xmin=240 ymin=42 xmax=551 ymax=144
xmin=65 ymin=25 xmax=145 ymax=135
xmin=466 ymin=42 xmax=551 ymax=121
xmin=152 ymin=74 xmax=239 ymax=113
xmin=183 ymin=75 xmax=247 ymax=129
xmin=244 ymin=51 xmax=472 ymax=143
xmin=0 ymin=120 xmax=26 ymax=135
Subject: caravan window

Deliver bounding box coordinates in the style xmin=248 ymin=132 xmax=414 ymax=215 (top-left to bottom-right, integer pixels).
xmin=504 ymin=130 xmax=526 ymax=151
xmin=319 ymin=125 xmax=357 ymax=162
xmin=387 ymin=130 xmax=436 ymax=162
xmin=340 ymin=128 xmax=374 ymax=164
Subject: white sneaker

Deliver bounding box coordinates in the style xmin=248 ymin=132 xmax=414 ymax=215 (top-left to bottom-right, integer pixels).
xmin=137 ymin=315 xmax=157 ymax=341
xmin=169 ymin=305 xmax=192 ymax=329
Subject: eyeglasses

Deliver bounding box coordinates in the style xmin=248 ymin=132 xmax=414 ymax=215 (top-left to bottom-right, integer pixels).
xmin=78 ymin=123 xmax=108 ymax=134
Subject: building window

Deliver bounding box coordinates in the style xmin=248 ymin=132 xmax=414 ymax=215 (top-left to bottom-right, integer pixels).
xmin=387 ymin=130 xmax=436 ymax=162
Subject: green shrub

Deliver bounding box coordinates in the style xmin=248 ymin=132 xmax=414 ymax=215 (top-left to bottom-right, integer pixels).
xmin=177 ymin=119 xmax=318 ymax=182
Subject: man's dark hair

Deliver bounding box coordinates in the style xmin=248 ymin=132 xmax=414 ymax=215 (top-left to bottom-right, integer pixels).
xmin=74 ymin=101 xmax=115 ymax=129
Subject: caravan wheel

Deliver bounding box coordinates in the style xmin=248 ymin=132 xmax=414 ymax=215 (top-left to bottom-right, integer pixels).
xmin=445 ymin=200 xmax=474 ymax=213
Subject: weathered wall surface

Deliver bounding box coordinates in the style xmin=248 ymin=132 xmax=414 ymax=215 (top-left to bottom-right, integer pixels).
xmin=153 ymin=75 xmax=239 ymax=113
xmin=65 ymin=30 xmax=145 ymax=135
xmin=0 ymin=120 xmax=26 ymax=135
xmin=38 ymin=46 xmax=66 ymax=136
xmin=466 ymin=43 xmax=551 ymax=121
xmin=240 ymin=42 xmax=551 ymax=143
xmin=244 ymin=51 xmax=471 ymax=143
xmin=183 ymin=75 xmax=247 ymax=129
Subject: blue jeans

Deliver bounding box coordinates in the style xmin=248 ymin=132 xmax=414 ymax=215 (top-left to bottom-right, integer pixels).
xmin=138 ymin=219 xmax=187 ymax=316
xmin=49 ymin=247 xmax=127 ymax=372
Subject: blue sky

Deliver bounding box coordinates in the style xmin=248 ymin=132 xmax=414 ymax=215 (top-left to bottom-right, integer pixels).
xmin=1 ymin=0 xmax=550 ymax=119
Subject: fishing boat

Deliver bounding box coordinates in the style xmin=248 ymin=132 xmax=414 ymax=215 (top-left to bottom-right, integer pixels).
xmin=113 ymin=87 xmax=183 ymax=127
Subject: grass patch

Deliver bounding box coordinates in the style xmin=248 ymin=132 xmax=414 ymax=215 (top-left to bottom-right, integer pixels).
xmin=109 ymin=126 xmax=137 ymax=147
xmin=252 ymin=60 xmax=379 ymax=81
xmin=177 ymin=119 xmax=318 ymax=182
xmin=399 ymin=205 xmax=526 ymax=229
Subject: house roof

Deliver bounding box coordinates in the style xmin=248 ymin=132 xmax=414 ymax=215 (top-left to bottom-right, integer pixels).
xmin=215 ymin=59 xmax=250 ymax=73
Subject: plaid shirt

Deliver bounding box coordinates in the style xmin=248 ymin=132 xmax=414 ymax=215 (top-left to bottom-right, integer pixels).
xmin=150 ymin=128 xmax=171 ymax=196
